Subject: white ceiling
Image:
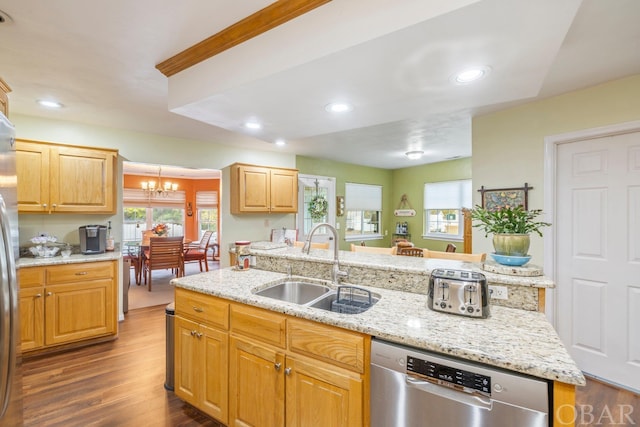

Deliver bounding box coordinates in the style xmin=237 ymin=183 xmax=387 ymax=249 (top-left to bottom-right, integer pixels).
xmin=0 ymin=0 xmax=639 ymax=171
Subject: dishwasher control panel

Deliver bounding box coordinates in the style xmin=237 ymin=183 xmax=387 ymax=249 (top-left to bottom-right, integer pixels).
xmin=407 ymin=355 xmax=491 ymax=396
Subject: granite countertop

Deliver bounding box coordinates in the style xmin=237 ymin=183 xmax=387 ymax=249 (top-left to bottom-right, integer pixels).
xmin=17 ymin=250 xmax=122 ymax=268
xmin=171 ymin=267 xmax=585 ymax=386
xmin=249 ymin=245 xmax=555 ymax=288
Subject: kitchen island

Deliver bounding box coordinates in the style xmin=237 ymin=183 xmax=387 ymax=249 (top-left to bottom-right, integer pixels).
xmin=172 ymin=250 xmax=584 ymax=426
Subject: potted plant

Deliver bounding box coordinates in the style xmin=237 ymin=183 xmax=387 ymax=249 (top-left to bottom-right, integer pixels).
xmin=470 ymin=205 xmax=550 ymax=257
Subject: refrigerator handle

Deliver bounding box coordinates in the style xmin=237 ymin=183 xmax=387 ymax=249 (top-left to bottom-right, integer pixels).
xmin=0 ymin=195 xmax=16 ymax=418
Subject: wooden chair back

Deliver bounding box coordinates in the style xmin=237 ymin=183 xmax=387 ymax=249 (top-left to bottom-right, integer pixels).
xmin=350 ymin=244 xmax=397 ymax=255
xmin=397 ymin=247 xmax=425 ymax=257
xmin=195 ymin=230 xmax=214 ymax=251
xmin=445 ymin=243 xmax=457 ymax=252
xmin=184 ymin=231 xmax=214 ymax=272
xmin=144 ymin=236 xmax=184 ymax=290
xmin=293 ymin=241 xmax=330 ymax=249
xmin=424 ymin=249 xmax=486 ymax=262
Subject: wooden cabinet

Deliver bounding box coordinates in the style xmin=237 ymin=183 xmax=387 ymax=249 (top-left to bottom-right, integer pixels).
xmin=16 ymin=139 xmax=117 ymax=214
xmin=174 ymin=288 xmax=229 ymax=424
xmin=228 ymin=303 xmax=366 ymax=427
xmin=0 ymin=77 xmax=10 ymax=116
xmin=17 ymin=260 xmax=118 ymax=352
xmin=230 ymin=163 xmax=298 ymax=214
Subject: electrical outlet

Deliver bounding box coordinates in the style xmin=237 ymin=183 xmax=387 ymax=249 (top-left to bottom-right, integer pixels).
xmin=489 ymin=285 xmax=508 ymax=300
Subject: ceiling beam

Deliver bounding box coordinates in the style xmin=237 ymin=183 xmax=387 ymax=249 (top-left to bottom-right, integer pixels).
xmin=156 ymin=0 xmax=332 ymax=77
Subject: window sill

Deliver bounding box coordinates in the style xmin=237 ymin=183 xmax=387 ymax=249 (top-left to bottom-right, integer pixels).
xmin=422 ymin=234 xmax=464 ymax=242
xmin=345 ymin=234 xmax=383 ymax=242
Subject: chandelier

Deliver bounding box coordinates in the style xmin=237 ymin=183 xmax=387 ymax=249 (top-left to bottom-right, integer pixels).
xmin=141 ymin=166 xmax=178 ymax=198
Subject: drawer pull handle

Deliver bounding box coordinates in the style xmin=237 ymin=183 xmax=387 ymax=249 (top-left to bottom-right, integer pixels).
xmin=46 ymin=292 xmax=52 ymax=296
xmin=192 ymin=306 xmax=203 ymax=313
xmin=196 ymin=332 xmax=202 ymax=339
xmin=35 ymin=294 xmax=42 ymax=298
xmin=274 ymin=363 xmax=282 ymax=371
xmin=75 ymin=271 xmax=88 ymax=276
xmin=190 ymin=330 xmax=197 ymax=336
xmin=285 ymin=368 xmax=292 ymax=376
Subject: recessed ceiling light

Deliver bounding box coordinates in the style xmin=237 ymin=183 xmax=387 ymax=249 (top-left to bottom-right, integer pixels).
xmin=451 ymin=66 xmax=491 ymax=85
xmin=244 ymin=121 xmax=262 ymax=130
xmin=325 ymin=102 xmax=353 ymax=113
xmin=37 ymin=99 xmax=64 ymax=109
xmin=274 ymin=139 xmax=286 ymax=147
xmin=405 ymin=151 xmax=424 ymax=160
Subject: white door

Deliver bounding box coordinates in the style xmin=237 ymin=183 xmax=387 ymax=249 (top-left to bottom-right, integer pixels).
xmin=556 ymin=130 xmax=640 ymax=392
xmin=297 ymin=175 xmax=336 ymax=247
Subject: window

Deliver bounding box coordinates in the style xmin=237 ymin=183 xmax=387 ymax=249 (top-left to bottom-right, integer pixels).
xmin=344 ymin=183 xmax=382 ymax=241
xmin=423 ymin=180 xmax=471 ymax=240
xmin=196 ymin=191 xmax=218 ymax=242
xmin=123 ymin=188 xmax=186 ymax=243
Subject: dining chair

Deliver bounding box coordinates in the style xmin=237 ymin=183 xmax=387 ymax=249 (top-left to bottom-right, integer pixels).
xmin=350 ymin=244 xmax=397 ymax=255
xmin=397 ymin=247 xmax=425 ymax=257
xmin=293 ymin=241 xmax=330 ymax=249
xmin=184 ymin=231 xmax=214 ymax=272
xmin=424 ymin=249 xmax=486 ymax=262
xmin=445 ymin=243 xmax=457 ymax=253
xmin=142 ymin=236 xmax=184 ymax=291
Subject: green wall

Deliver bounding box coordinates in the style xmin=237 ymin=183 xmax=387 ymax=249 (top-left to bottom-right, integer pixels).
xmin=473 ymin=74 xmax=640 ymax=263
xmin=296 ymin=156 xmax=472 ymax=251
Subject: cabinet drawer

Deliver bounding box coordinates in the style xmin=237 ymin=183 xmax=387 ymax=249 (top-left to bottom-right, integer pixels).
xmin=46 ymin=261 xmax=114 ymax=284
xmin=175 ymin=288 xmax=229 ymax=330
xmin=230 ymin=303 xmax=286 ymax=349
xmin=288 ymin=318 xmax=365 ymax=373
xmin=18 ymin=267 xmax=45 ymax=288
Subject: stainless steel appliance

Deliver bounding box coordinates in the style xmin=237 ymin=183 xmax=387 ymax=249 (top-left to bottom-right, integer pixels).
xmin=428 ymin=269 xmax=490 ymax=318
xmin=0 ymin=111 xmax=23 ymax=425
xmin=79 ymin=225 xmax=107 ymax=254
xmin=371 ymin=339 xmax=550 ymax=427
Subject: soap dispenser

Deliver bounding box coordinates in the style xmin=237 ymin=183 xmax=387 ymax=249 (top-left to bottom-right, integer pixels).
xmin=106 ymin=221 xmax=115 ymax=251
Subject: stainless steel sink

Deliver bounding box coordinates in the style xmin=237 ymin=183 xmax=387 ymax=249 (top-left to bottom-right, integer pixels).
xmin=254 ymin=280 xmax=332 ymax=304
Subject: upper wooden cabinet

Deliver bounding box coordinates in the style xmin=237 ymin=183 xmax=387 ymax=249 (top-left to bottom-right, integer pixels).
xmin=0 ymin=77 xmax=10 ymax=117
xmin=16 ymin=139 xmax=117 ymax=214
xmin=230 ymin=163 xmax=298 ymax=214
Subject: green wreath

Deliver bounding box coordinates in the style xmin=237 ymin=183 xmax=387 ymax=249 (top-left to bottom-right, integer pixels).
xmin=308 ymin=195 xmax=328 ymax=221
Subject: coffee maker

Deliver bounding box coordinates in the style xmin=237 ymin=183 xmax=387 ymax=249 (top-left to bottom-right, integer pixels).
xmin=79 ymin=225 xmax=107 ymax=254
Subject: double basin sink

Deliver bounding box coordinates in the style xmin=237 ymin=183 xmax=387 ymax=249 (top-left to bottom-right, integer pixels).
xmin=252 ymin=279 xmax=380 ymax=314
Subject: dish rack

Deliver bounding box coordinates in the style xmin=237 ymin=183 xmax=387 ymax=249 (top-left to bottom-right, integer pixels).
xmin=331 ymin=286 xmax=374 ymax=314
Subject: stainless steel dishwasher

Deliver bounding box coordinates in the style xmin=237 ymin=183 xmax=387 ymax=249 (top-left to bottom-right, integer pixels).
xmin=371 ymin=338 xmax=551 ymax=427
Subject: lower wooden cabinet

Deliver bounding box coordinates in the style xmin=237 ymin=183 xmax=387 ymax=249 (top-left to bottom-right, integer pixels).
xmin=175 ymin=316 xmax=228 ymax=423
xmin=18 ymin=260 xmax=117 ymax=352
xmin=174 ymin=290 xmax=368 ymax=427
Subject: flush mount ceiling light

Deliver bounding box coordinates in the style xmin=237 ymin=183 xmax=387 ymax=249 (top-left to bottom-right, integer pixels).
xmin=37 ymin=99 xmax=64 ymax=109
xmin=325 ymin=102 xmax=353 ymax=113
xmin=274 ymin=139 xmax=286 ymax=147
xmin=405 ymin=151 xmax=424 ymax=160
xmin=244 ymin=120 xmax=262 ymax=130
xmin=451 ymin=66 xmax=491 ymax=85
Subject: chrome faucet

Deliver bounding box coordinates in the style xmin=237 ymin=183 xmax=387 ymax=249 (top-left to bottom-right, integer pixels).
xmin=303 ymin=223 xmax=348 ymax=285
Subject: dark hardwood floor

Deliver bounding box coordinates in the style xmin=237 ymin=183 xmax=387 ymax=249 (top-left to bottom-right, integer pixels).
xmin=23 ymin=304 xmax=638 ymax=426
xmin=22 ymin=305 xmax=223 ymax=427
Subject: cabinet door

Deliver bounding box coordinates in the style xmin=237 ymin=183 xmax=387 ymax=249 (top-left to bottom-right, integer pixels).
xmin=201 ymin=324 xmax=229 ymax=424
xmin=19 ymin=287 xmax=44 ymax=351
xmin=48 ymin=145 xmax=116 ymax=213
xmin=235 ymin=165 xmax=270 ymax=213
xmin=285 ymin=355 xmax=363 ymax=427
xmin=16 ymin=141 xmax=50 ymax=213
xmin=175 ymin=316 xmax=199 ymax=406
xmin=44 ymin=278 xmax=116 ymax=345
xmin=229 ymin=336 xmax=285 ymax=427
xmin=270 ymin=168 xmax=298 ymax=213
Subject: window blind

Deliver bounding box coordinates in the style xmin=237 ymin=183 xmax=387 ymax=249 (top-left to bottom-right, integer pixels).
xmin=123 ymin=188 xmax=186 ymax=208
xmin=423 ymin=180 xmax=472 ymax=209
xmin=196 ymin=191 xmax=218 ymax=208
xmin=345 ymin=183 xmax=382 ymax=211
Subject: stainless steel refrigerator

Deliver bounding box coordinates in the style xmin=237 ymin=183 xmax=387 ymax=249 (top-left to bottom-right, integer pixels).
xmin=0 ymin=111 xmax=23 ymax=425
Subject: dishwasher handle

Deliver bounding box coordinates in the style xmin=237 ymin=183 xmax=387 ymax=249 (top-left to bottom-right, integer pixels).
xmin=406 ymin=375 xmax=493 ymax=410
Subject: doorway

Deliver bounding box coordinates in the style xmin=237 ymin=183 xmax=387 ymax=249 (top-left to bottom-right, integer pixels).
xmin=296 ymin=175 xmax=336 ymax=247
xmin=546 ymin=121 xmax=640 ymax=392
